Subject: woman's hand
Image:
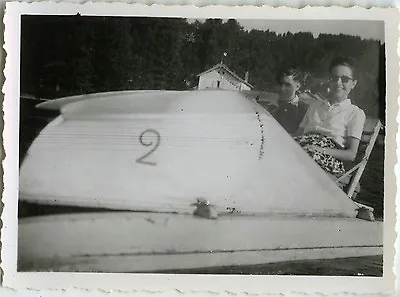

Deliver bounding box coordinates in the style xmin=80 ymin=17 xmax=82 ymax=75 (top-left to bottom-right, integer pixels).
xmin=305 ymin=145 xmax=325 ymax=154
xmin=305 ymin=137 xmax=360 ymax=162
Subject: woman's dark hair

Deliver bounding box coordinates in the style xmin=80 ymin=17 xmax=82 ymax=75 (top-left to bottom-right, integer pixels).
xmin=329 ymin=56 xmax=357 ymax=78
xmin=275 ymin=66 xmax=302 ymax=85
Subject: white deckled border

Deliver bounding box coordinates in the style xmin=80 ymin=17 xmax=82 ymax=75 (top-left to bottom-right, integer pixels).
xmin=0 ymin=2 xmax=398 ymax=295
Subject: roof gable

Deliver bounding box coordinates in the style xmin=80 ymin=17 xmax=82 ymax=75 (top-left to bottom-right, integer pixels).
xmin=197 ymin=63 xmax=254 ymax=89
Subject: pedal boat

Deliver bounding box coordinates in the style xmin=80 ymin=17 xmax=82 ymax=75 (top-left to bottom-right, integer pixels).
xmin=18 ymin=90 xmax=383 ymax=273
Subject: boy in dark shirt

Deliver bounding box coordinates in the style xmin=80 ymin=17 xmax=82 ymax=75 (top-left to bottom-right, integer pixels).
xmin=272 ymin=67 xmax=308 ymax=135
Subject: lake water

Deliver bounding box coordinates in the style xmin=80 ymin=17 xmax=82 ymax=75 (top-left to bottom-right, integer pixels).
xmin=161 ymin=256 xmax=383 ymax=276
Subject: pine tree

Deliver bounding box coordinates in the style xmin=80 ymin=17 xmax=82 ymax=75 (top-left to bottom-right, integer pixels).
xmin=20 ymin=16 xmax=384 ymax=117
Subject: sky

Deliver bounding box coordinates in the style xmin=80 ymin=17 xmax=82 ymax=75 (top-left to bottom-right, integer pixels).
xmin=188 ymin=19 xmax=384 ymax=42
xmin=238 ymin=19 xmax=384 ymax=42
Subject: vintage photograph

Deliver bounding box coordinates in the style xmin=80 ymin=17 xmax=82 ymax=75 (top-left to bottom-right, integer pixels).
xmin=3 ymin=4 xmax=397 ymax=293
xmin=16 ymin=14 xmax=385 ymax=276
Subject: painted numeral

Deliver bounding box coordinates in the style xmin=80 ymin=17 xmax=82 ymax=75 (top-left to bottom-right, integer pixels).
xmin=136 ymin=129 xmax=160 ymax=166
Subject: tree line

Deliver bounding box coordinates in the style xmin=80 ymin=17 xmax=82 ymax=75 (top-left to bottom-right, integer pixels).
xmin=20 ymin=16 xmax=385 ymax=118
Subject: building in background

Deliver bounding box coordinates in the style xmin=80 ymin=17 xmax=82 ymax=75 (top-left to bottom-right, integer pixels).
xmin=197 ymin=63 xmax=253 ymax=91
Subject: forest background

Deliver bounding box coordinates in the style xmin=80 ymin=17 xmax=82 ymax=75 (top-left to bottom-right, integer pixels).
xmin=20 ymin=16 xmax=385 ymax=120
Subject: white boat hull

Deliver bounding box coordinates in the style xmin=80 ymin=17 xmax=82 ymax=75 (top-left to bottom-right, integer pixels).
xmin=18 ymin=212 xmax=383 ymax=273
xmin=17 ymin=90 xmax=383 ymax=273
xmin=20 ymin=90 xmax=360 ymax=218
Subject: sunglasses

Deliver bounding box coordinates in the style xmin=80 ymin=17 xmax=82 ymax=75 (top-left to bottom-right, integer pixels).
xmin=329 ymin=75 xmax=354 ymax=84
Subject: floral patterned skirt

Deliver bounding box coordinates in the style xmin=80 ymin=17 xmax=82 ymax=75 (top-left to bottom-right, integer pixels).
xmin=294 ymin=133 xmax=346 ymax=177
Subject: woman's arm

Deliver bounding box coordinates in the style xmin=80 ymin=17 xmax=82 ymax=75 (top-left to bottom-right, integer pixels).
xmin=308 ymin=137 xmax=361 ymax=162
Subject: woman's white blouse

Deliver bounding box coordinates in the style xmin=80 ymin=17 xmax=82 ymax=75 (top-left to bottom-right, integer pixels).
xmin=299 ymin=98 xmax=366 ymax=148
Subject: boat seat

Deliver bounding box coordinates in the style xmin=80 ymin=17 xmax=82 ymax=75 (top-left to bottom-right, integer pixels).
xmin=336 ymin=119 xmax=383 ymax=221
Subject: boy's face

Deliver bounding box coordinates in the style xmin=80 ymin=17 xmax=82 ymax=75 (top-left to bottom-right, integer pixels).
xmin=278 ymin=75 xmax=300 ymax=102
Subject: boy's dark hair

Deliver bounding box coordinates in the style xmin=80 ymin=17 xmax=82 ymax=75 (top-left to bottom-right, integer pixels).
xmin=329 ymin=56 xmax=357 ymax=78
xmin=275 ymin=66 xmax=302 ymax=85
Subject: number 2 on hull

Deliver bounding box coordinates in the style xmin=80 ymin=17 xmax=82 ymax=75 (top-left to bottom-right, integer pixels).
xmin=136 ymin=129 xmax=160 ymax=166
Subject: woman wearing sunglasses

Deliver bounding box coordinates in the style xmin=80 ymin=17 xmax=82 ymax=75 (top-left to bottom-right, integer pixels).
xmin=294 ymin=56 xmax=366 ymax=182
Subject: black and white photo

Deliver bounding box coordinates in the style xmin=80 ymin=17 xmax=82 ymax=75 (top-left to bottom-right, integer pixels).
xmin=1 ymin=3 xmax=397 ymax=294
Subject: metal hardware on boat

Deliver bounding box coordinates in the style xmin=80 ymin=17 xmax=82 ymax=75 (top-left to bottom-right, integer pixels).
xmin=354 ymin=201 xmax=375 ymax=221
xmin=192 ymin=198 xmax=218 ymax=219
xmin=356 ymin=207 xmax=375 ymax=222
